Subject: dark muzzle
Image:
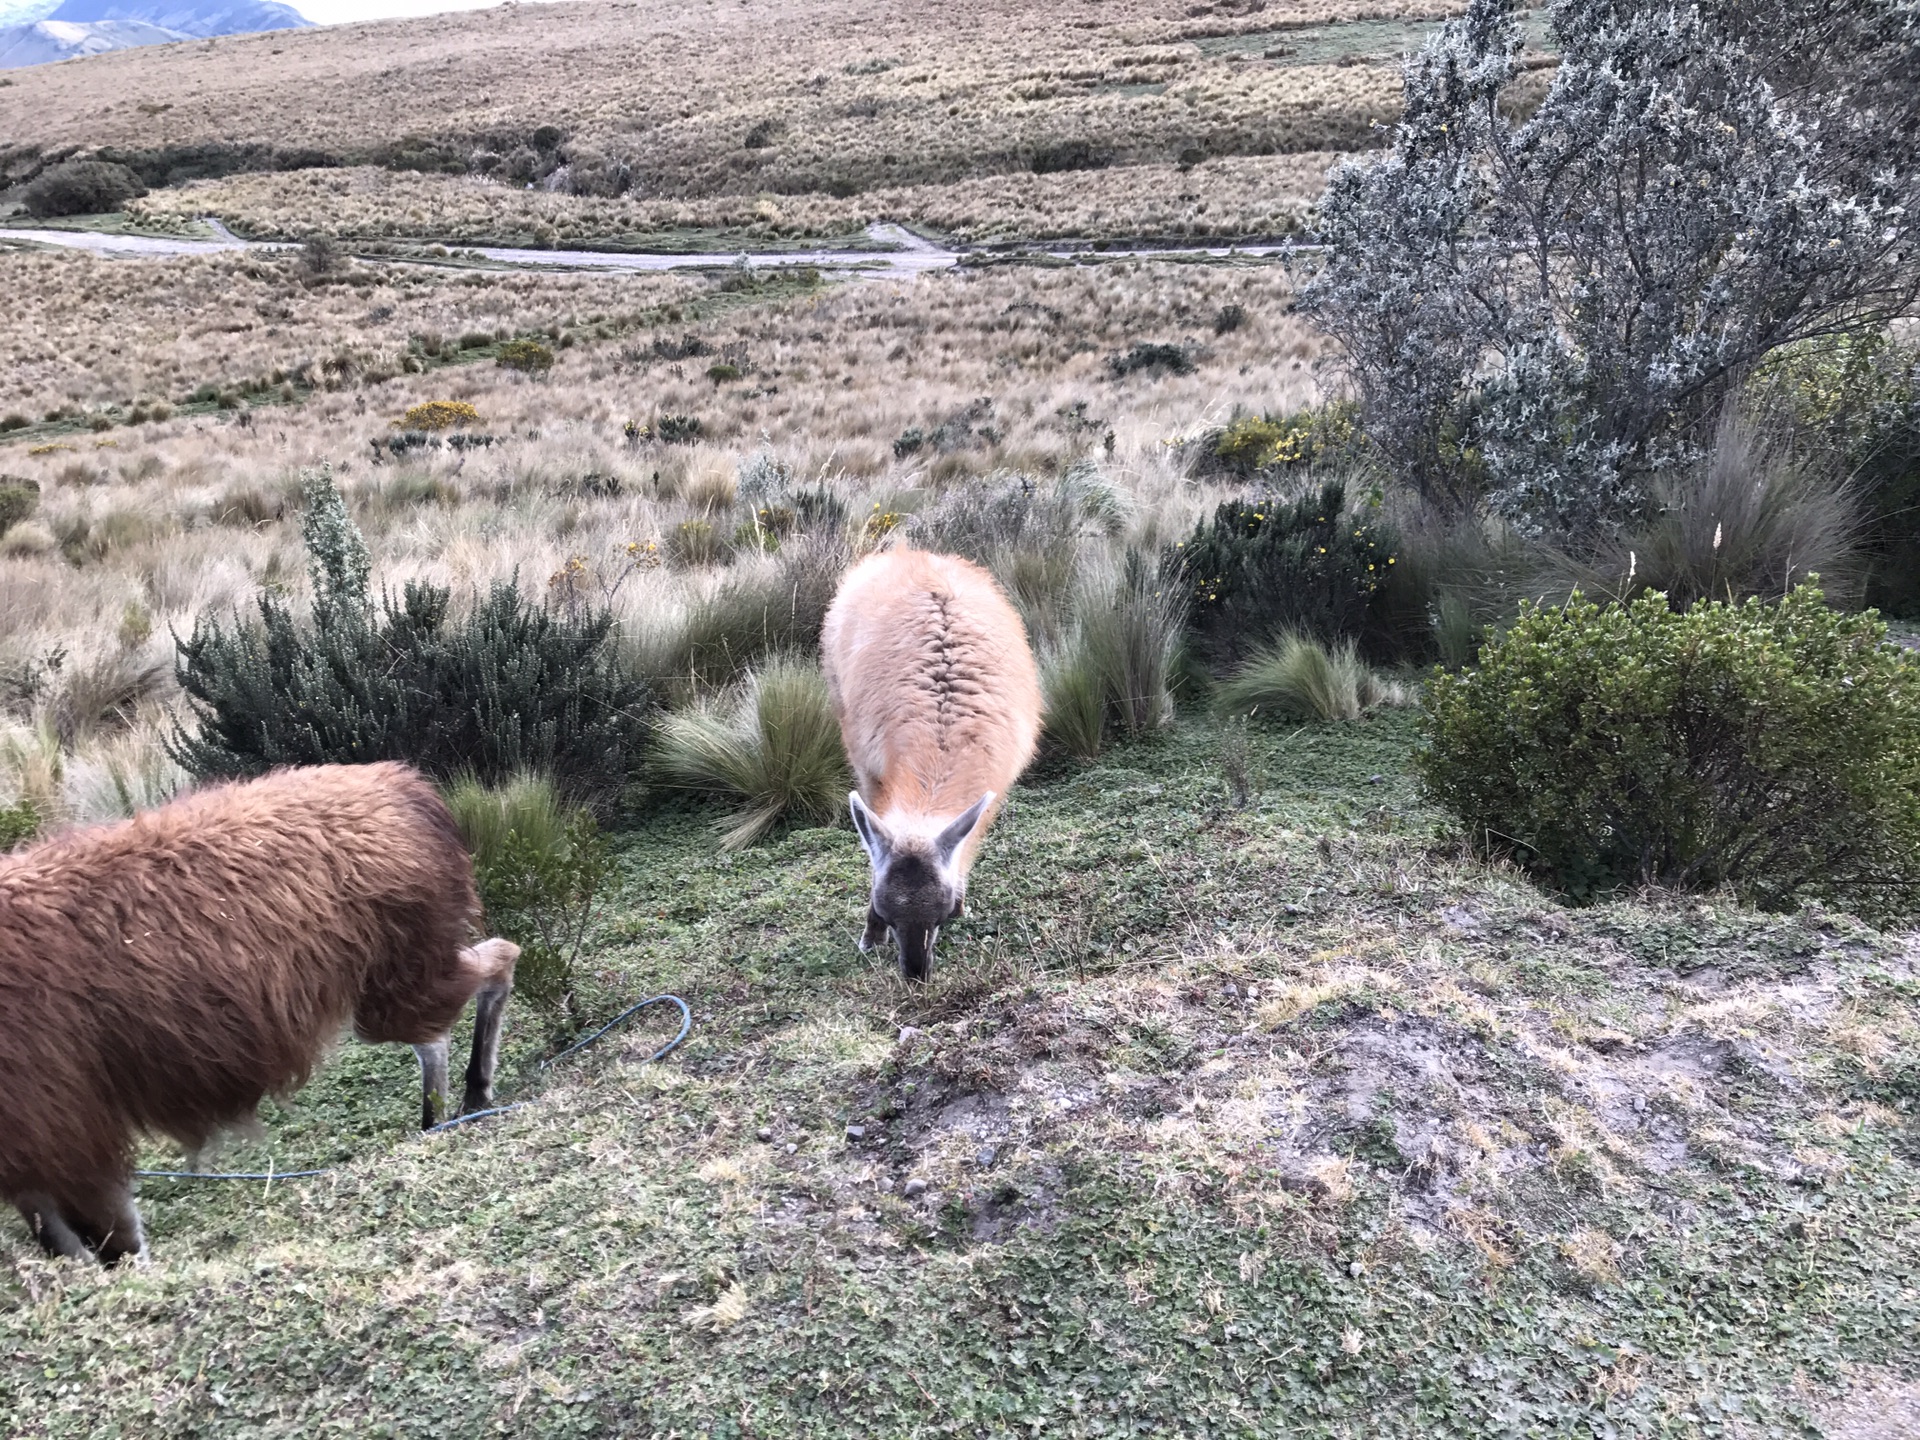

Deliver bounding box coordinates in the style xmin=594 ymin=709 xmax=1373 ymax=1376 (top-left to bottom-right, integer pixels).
xmin=896 ymin=924 xmax=938 ymax=982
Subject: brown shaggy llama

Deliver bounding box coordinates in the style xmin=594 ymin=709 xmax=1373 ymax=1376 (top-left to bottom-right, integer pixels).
xmin=820 ymin=549 xmax=1042 ymax=980
xmin=0 ymin=762 xmax=519 ymax=1264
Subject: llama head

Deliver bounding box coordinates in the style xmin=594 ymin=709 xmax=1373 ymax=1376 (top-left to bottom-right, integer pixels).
xmin=848 ymin=790 xmax=992 ymax=982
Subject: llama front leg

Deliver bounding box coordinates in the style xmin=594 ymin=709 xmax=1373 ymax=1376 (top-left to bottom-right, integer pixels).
xmin=16 ymin=1193 xmax=91 ymax=1261
xmin=73 ymin=1182 xmax=145 ymax=1267
xmin=460 ymin=984 xmax=510 ymax=1116
xmin=414 ymin=1038 xmax=451 ymax=1129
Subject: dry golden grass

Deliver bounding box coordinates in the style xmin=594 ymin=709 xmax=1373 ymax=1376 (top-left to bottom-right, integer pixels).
xmin=0 ymin=254 xmax=1323 ymax=814
xmin=0 ymin=0 xmax=1435 ymax=161
xmin=130 ymin=152 xmax=1341 ymax=246
xmin=0 ymin=246 xmax=704 ymax=416
xmin=2 ymin=0 xmax=1448 ymax=249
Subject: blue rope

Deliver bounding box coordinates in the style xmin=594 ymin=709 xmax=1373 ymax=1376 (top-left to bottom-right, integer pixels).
xmin=136 ymin=993 xmax=693 ymax=1182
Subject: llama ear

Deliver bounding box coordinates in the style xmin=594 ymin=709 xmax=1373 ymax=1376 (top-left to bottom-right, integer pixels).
xmin=849 ymin=791 xmax=892 ymax=867
xmin=935 ymin=792 xmax=993 ymax=865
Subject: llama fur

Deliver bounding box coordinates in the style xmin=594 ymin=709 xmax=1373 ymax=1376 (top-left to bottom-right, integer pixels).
xmin=820 ymin=549 xmax=1042 ymax=979
xmin=0 ymin=762 xmax=518 ymax=1264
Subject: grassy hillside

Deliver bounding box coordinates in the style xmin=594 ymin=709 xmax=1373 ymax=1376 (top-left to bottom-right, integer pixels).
xmin=4 ymin=713 xmax=1915 ymax=1435
xmin=0 ymin=0 xmax=1540 ymax=246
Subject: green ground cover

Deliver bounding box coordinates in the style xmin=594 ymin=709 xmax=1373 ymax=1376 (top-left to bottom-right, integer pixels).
xmin=3 ymin=713 xmax=1915 ymax=1436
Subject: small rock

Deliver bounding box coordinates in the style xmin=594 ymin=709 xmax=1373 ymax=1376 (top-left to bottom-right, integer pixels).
xmin=975 ymin=1145 xmax=998 ymax=1168
xmin=756 ymin=1127 xmax=773 ymax=1143
xmin=784 ymin=1142 xmax=798 ymax=1155
xmin=1632 ymin=1096 xmax=1648 ymax=1113
xmin=1222 ymin=983 xmax=1239 ymax=999
xmin=845 ymin=1124 xmax=867 ymax=1141
xmin=1348 ymin=1261 xmax=1364 ymax=1278
xmin=898 ymin=1025 xmax=923 ymax=1044
xmin=1367 ymin=774 xmax=1385 ymax=785
xmin=903 ymin=1178 xmax=928 ymax=1198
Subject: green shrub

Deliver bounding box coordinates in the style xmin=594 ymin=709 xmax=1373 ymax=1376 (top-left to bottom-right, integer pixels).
xmin=1107 ymin=343 xmax=1194 ymax=379
xmin=171 ymin=468 xmax=645 ymax=799
xmin=1172 ymin=479 xmax=1396 ymax=668
xmin=0 ymin=800 xmax=38 ymax=852
xmin=0 ymin=415 xmax=29 ymax=433
xmin=23 ymin=160 xmax=147 ymax=218
xmin=1216 ymin=634 xmax=1405 ymax=722
xmin=706 ymin=362 xmax=743 ymax=383
xmin=444 ymin=773 xmax=609 ymax=1016
xmin=653 ymin=657 xmax=849 ymax=849
xmin=496 ymin=339 xmax=555 ymax=375
xmin=0 ymin=478 xmax=39 ymax=537
xmin=1419 ymin=585 xmax=1920 ymax=918
xmin=655 ymin=413 xmax=704 ymax=444
xmin=1208 ymin=403 xmax=1360 ymax=477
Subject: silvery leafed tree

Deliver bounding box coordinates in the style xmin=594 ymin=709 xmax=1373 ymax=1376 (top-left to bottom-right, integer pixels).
xmin=1293 ymin=0 xmax=1920 ymax=541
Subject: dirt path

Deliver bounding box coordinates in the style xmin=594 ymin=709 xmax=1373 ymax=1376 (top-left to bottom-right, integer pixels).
xmin=0 ymin=218 xmax=1292 ymax=276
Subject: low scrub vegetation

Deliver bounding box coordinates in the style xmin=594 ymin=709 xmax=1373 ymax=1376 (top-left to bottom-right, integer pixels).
xmin=1174 ymin=480 xmax=1397 ymax=669
xmin=22 ymin=159 xmax=147 ymax=218
xmin=171 ymin=470 xmax=646 ymax=797
xmin=1421 ymin=584 xmax=1920 ymax=917
xmin=653 ymin=656 xmax=849 ymax=848
xmin=445 ymin=772 xmax=610 ymax=1017
xmin=400 ymin=399 xmax=481 ymax=431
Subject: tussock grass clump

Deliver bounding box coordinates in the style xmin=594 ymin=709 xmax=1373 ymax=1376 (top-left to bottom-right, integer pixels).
xmin=1216 ymin=633 xmax=1407 ymax=722
xmin=653 ymin=656 xmax=849 ymax=849
xmin=444 ymin=772 xmax=609 ymax=1015
xmin=628 ymin=538 xmax=846 ymax=702
xmin=1042 ymin=552 xmax=1183 ymax=758
xmin=1540 ymin=417 xmax=1864 ymax=610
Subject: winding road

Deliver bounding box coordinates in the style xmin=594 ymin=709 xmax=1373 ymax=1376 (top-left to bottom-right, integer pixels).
xmin=0 ymin=219 xmax=1294 ymax=277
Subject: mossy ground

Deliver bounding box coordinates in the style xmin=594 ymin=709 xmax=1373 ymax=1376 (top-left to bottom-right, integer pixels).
xmin=3 ymin=713 xmax=1916 ymax=1437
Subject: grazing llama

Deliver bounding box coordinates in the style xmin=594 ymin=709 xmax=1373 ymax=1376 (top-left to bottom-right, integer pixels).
xmin=0 ymin=763 xmax=518 ymax=1264
xmin=820 ymin=549 xmax=1042 ymax=980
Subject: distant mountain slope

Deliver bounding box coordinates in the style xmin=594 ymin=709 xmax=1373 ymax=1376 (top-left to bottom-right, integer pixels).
xmin=0 ymin=0 xmax=58 ymax=25
xmin=43 ymin=0 xmax=310 ymax=37
xmin=0 ymin=17 xmax=183 ymax=67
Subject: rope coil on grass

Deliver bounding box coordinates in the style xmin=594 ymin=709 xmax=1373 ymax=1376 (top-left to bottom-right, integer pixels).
xmin=135 ymin=994 xmax=693 ymax=1182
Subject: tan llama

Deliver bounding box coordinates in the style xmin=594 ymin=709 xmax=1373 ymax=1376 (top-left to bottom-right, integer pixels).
xmin=820 ymin=549 xmax=1043 ymax=980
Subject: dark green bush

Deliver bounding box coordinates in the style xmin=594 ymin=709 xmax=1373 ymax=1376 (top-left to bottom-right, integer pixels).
xmin=0 ymin=801 xmax=38 ymax=853
xmin=1108 ymin=343 xmax=1194 ymax=379
xmin=1170 ymin=479 xmax=1396 ymax=668
xmin=1419 ymin=585 xmax=1920 ymax=919
xmin=1753 ymin=332 xmax=1920 ymax=617
xmin=171 ymin=469 xmax=645 ymax=799
xmin=0 ymin=478 xmax=39 ymax=537
xmin=655 ymin=413 xmax=704 ymax=444
xmin=22 ymin=160 xmax=147 ymax=218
